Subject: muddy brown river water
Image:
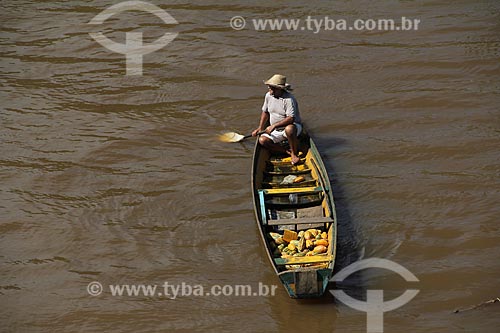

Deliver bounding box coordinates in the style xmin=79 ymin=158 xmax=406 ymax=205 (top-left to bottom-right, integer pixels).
xmin=1 ymin=1 xmax=499 ymax=332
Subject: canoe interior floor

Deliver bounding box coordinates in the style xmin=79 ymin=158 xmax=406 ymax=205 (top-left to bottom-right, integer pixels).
xmin=270 ymin=206 xmax=326 ymax=231
xmin=263 ymin=147 xmax=327 ymax=231
xmin=257 ymin=136 xmax=334 ymax=275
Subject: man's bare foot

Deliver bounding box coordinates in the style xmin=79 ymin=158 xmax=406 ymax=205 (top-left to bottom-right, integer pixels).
xmin=291 ymin=154 xmax=301 ymax=165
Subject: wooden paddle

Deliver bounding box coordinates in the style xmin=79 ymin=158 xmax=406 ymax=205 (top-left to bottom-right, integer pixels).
xmin=219 ymin=130 xmax=265 ymax=143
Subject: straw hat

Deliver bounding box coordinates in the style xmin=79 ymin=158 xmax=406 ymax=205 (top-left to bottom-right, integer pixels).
xmin=264 ymin=74 xmax=293 ymax=91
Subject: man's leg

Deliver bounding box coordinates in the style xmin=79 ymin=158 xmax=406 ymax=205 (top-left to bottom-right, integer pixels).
xmin=285 ymin=124 xmax=300 ymax=165
xmin=258 ymin=136 xmax=288 ymax=154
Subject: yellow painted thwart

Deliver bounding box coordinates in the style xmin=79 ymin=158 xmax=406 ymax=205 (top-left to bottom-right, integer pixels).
xmin=264 ymin=186 xmax=319 ymax=194
xmin=275 ymin=255 xmax=333 ymax=265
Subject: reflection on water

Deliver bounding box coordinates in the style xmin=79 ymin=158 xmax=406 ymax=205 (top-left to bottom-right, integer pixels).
xmin=1 ymin=0 xmax=499 ymax=332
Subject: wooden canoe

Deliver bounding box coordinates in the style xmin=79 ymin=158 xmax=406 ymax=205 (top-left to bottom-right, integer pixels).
xmin=251 ymin=129 xmax=337 ymax=298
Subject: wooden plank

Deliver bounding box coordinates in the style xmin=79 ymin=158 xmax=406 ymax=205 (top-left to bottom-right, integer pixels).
xmin=269 ymin=158 xmax=306 ymax=166
xmin=265 ymin=193 xmax=323 ymax=206
xmin=263 ymin=186 xmax=322 ymax=195
xmin=274 ymin=255 xmax=333 ymax=265
xmin=264 ymin=169 xmax=311 ymax=176
xmin=268 ymin=208 xmax=296 ymax=220
xmin=297 ymin=205 xmax=324 ymax=218
xmin=258 ymin=190 xmax=267 ymax=225
xmin=267 ymin=216 xmax=333 ymax=226
xmin=262 ymin=180 xmax=317 ymax=188
xmin=265 ymin=199 xmax=323 ymax=207
xmin=295 ymin=270 xmax=319 ymax=295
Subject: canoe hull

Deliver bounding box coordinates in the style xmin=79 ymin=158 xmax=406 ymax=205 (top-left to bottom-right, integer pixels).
xmin=251 ymin=130 xmax=337 ymax=299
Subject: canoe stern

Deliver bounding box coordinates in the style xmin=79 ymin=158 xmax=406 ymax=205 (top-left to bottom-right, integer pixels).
xmin=279 ymin=268 xmax=333 ymax=298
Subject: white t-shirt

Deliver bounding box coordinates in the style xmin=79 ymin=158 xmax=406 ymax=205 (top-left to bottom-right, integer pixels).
xmin=261 ymin=91 xmax=301 ymax=126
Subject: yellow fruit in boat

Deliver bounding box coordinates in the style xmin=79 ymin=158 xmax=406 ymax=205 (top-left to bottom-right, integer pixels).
xmin=321 ymin=232 xmax=328 ymax=239
xmin=275 ymin=236 xmax=285 ymax=245
xmin=293 ymin=176 xmax=305 ymax=183
xmin=307 ymin=229 xmax=319 ymax=237
xmin=306 ymin=240 xmax=314 ymax=248
xmin=314 ymin=239 xmax=329 ymax=247
xmin=269 ymin=232 xmax=280 ymax=240
xmin=298 ymin=237 xmax=306 ymax=251
xmin=287 ymin=243 xmax=296 ymax=251
xmin=304 ymin=231 xmax=313 ymax=240
xmin=313 ymin=245 xmax=327 ymax=254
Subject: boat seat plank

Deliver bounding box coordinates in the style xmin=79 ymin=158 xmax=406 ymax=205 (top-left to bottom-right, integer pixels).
xmin=262 ymin=180 xmax=317 ymax=189
xmin=274 ymin=255 xmax=333 ymax=265
xmin=262 ymin=186 xmax=323 ymax=195
xmin=264 ymin=169 xmax=312 ymax=176
xmin=269 ymin=158 xmax=306 ymax=166
xmin=267 ymin=216 xmax=333 ymax=226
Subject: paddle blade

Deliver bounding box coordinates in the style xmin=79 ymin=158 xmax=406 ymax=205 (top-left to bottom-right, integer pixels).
xmin=218 ymin=132 xmax=245 ymax=143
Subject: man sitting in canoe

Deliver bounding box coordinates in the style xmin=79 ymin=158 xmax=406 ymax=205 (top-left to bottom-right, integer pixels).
xmin=252 ymin=74 xmax=303 ymax=165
